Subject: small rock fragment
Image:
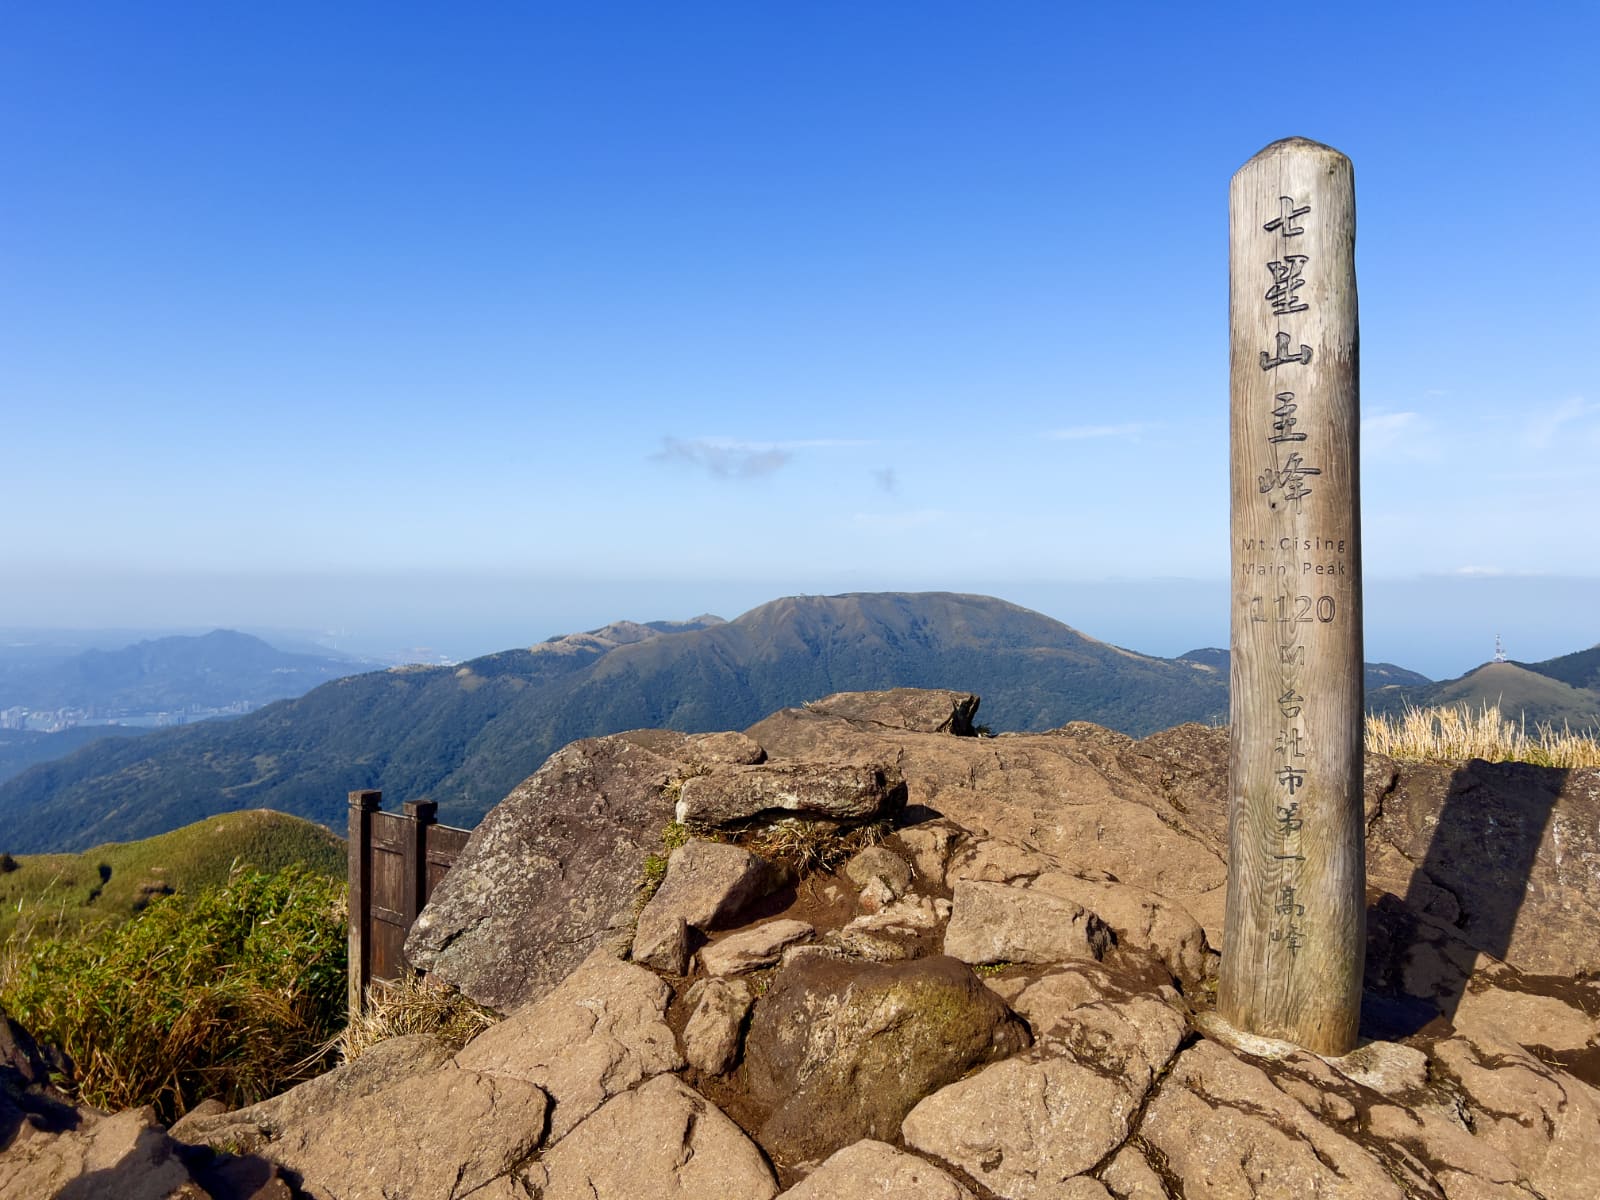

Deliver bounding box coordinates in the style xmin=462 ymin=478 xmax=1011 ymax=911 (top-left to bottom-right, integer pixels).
xmin=684 ymin=978 xmax=755 ymax=1074
xmin=700 ymin=920 xmax=815 ymax=976
xmin=845 ymin=846 xmax=914 ymax=897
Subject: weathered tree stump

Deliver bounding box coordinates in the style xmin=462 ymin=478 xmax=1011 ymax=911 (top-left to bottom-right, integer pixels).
xmin=1219 ymin=137 xmax=1364 ymax=1055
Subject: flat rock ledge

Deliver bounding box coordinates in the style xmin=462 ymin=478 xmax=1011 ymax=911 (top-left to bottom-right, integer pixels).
xmin=676 ymin=760 xmax=906 ymax=826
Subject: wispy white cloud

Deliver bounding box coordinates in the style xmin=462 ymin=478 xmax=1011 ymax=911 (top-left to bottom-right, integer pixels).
xmin=1362 ymin=411 xmax=1431 ymax=457
xmin=652 ymin=436 xmax=870 ymax=480
xmin=1523 ymin=397 xmax=1596 ymax=450
xmin=1452 ymin=565 xmax=1507 ymax=576
xmin=1042 ymin=422 xmax=1154 ymax=441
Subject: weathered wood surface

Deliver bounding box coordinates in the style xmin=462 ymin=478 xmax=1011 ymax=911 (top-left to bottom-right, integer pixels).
xmin=346 ymin=790 xmax=471 ymax=1018
xmin=1220 ymin=137 xmax=1364 ymax=1054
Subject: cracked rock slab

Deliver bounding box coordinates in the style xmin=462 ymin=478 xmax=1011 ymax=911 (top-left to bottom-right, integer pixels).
xmin=405 ymin=732 xmax=694 ymax=1011
xmin=1430 ymin=1027 xmax=1600 ymax=1200
xmin=1138 ymin=1039 xmax=1406 ymax=1199
xmin=526 ymin=1074 xmax=778 ymax=1199
xmin=267 ymin=1065 xmax=548 ymax=1200
xmin=778 ymin=1139 xmax=975 ymax=1199
xmin=453 ymin=949 xmax=683 ymax=1143
xmin=900 ymin=1053 xmax=1140 ymax=1200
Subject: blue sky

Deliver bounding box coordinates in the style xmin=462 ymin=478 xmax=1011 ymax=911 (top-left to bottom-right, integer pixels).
xmin=3 ymin=2 xmax=1597 ymax=676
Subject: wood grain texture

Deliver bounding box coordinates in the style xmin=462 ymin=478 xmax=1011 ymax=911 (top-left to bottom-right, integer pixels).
xmin=1219 ymin=138 xmax=1364 ymax=1054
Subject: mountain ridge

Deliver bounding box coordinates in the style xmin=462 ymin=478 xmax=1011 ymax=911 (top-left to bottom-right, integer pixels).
xmin=0 ymin=593 xmax=1231 ymax=851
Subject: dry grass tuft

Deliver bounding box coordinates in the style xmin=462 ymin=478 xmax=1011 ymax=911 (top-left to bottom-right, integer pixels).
xmin=1366 ymin=702 xmax=1600 ymax=768
xmin=744 ymin=816 xmax=890 ymax=875
xmin=338 ymin=973 xmax=497 ymax=1064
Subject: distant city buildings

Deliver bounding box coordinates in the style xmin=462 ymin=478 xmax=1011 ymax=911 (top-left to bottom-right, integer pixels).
xmin=0 ymin=701 xmax=257 ymax=732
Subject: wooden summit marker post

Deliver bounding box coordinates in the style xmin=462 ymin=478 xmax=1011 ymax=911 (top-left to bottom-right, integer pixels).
xmin=1219 ymin=138 xmax=1364 ymax=1055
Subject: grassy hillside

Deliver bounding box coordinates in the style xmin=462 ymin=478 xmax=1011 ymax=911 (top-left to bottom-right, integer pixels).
xmin=1517 ymin=643 xmax=1600 ymax=692
xmin=0 ymin=809 xmax=344 ymax=944
xmin=0 ymin=593 xmax=1235 ymax=850
xmin=0 ymin=725 xmax=150 ymax=785
xmin=1369 ymin=660 xmax=1600 ymax=731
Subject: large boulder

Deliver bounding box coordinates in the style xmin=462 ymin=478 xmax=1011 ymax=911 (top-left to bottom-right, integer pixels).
xmin=405 ymin=731 xmax=694 ymax=1011
xmin=743 ymin=952 xmax=1030 ymax=1165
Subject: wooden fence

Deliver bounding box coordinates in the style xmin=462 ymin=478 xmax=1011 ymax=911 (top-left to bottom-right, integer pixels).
xmin=346 ymin=789 xmax=472 ymax=1018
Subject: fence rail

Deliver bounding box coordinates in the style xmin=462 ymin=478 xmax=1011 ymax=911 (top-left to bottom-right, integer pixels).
xmin=346 ymin=789 xmax=471 ymax=1018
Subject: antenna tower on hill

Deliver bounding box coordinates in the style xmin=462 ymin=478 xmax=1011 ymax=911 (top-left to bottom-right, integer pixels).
xmin=1494 ymin=634 xmax=1507 ymax=663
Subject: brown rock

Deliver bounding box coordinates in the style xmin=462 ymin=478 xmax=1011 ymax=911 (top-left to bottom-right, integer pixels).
xmin=453 ymin=950 xmax=683 ymax=1142
xmin=844 ymin=846 xmax=913 ymax=897
xmin=526 ymin=1075 xmax=777 ymax=1199
xmin=778 ymin=1140 xmax=974 ymax=1199
xmin=267 ymin=1065 xmax=547 ymax=1200
xmin=747 ymin=701 xmax=1229 ymax=937
xmin=900 ymin=1054 xmax=1139 ymax=1199
xmin=1430 ymin=1027 xmax=1600 ymax=1199
xmin=1009 ymin=964 xmax=1188 ymax=1089
xmin=1328 ymin=1039 xmax=1429 ymax=1097
xmin=685 ymin=730 xmax=767 ymax=764
xmin=950 ymin=838 xmax=1212 ymax=985
xmin=792 ymin=688 xmax=980 ymax=736
xmin=1364 ymin=758 xmax=1600 ymax=978
xmin=0 ymin=1105 xmax=209 ymax=1200
xmin=633 ymin=840 xmax=783 ymax=972
xmin=683 ymin=978 xmax=754 ymax=1074
xmin=893 ymin=822 xmax=960 ymax=884
xmin=744 ymin=953 xmax=1030 ymax=1165
xmin=169 ymin=1033 xmax=455 ymax=1153
xmin=700 ymin=919 xmax=816 ymax=976
xmin=942 ymin=880 xmax=1112 ymax=966
xmin=1100 ymin=1145 xmax=1169 ymax=1200
xmin=406 ymin=732 xmax=696 ymax=1011
xmin=1138 ymin=1040 xmax=1407 ymax=1199
xmin=1364 ymin=1104 xmax=1528 ymax=1199
xmin=676 ymin=760 xmax=906 ymax=826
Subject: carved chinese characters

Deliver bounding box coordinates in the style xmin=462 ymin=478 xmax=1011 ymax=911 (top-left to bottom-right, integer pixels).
xmin=1221 ymin=139 xmax=1365 ymax=1055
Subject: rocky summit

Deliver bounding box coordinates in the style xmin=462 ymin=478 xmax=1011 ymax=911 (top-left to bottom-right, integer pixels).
xmin=6 ymin=686 xmax=1600 ymax=1199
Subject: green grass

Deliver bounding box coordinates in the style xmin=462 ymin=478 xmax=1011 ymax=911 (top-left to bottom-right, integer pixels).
xmin=2 ymin=865 xmax=347 ymax=1122
xmin=0 ymin=808 xmax=344 ymax=945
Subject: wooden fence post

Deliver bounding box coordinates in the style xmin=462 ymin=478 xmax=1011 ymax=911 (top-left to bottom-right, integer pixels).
xmin=401 ymin=799 xmax=438 ymax=968
xmin=1219 ymin=137 xmax=1365 ymax=1055
xmin=347 ymin=789 xmax=381 ymax=1020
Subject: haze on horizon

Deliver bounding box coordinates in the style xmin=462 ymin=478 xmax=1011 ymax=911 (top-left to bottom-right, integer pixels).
xmin=4 ymin=4 xmax=1596 ymax=683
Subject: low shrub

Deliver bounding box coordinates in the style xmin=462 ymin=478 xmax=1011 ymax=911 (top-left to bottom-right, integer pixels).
xmin=1 ymin=865 xmax=347 ymax=1122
